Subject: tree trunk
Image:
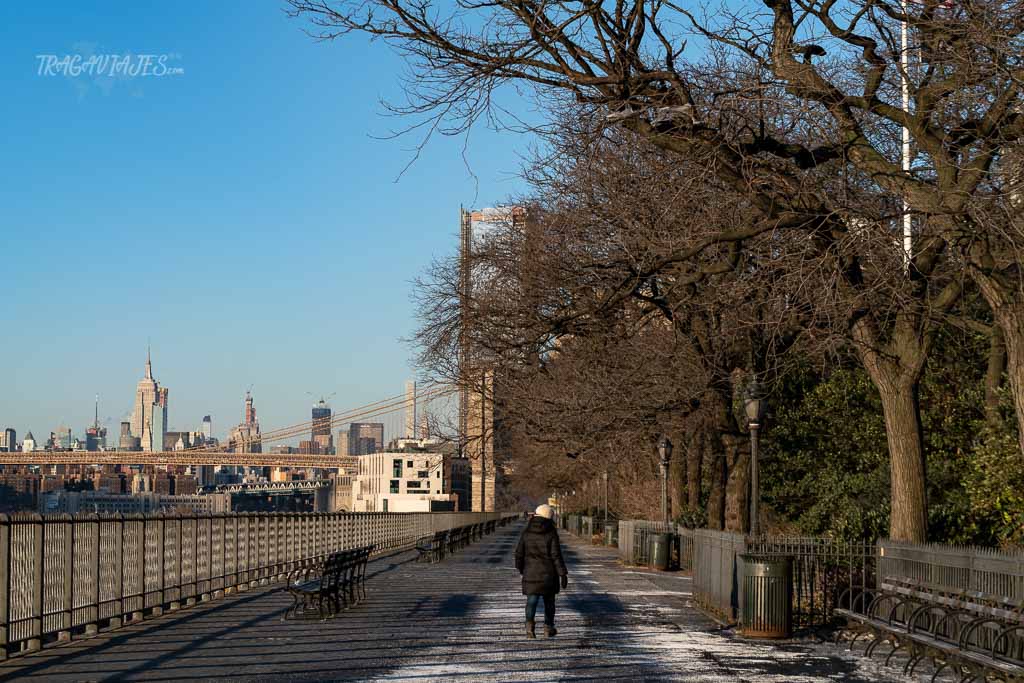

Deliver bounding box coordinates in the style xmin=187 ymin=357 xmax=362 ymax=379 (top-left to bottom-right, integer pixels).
xmin=722 ymin=434 xmax=749 ymax=533
xmin=852 ymin=313 xmax=930 ymax=542
xmin=706 ymin=429 xmax=726 ymax=530
xmin=704 ymin=387 xmax=738 ymax=531
xmin=1000 ymin=312 xmax=1024 ymax=454
xmin=686 ymin=429 xmax=704 ymax=510
xmin=985 ymin=326 xmax=1007 ymax=430
xmin=876 ymin=380 xmax=928 ymax=542
xmin=971 ymin=266 xmax=1024 ymax=452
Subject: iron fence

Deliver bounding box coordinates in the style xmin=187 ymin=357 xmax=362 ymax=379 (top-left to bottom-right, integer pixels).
xmin=560 ymin=514 xmax=592 ymax=539
xmin=747 ymin=535 xmax=876 ymax=629
xmin=616 ymin=521 xmax=695 ymax=570
xmin=566 ymin=515 xmax=1024 ymax=635
xmin=0 ymin=510 xmax=515 ymax=659
xmin=619 ymin=520 xmax=672 ymax=565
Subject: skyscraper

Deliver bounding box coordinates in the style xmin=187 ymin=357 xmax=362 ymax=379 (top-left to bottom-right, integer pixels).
xmin=312 ymin=399 xmax=333 ymax=454
xmin=130 ymin=348 xmax=168 ymax=452
xmin=0 ymin=428 xmax=14 ymax=452
xmin=52 ymin=425 xmax=72 ymax=450
xmin=86 ymin=395 xmax=107 ymax=452
xmin=201 ymin=415 xmax=212 ymax=442
xmin=229 ymin=391 xmax=261 ymax=453
xmin=405 ymin=381 xmax=417 ymax=439
xmin=118 ymin=422 xmax=140 ymax=451
xmin=347 ymin=423 xmax=384 ymax=455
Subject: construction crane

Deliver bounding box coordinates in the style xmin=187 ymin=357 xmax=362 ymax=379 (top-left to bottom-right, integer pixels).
xmin=306 ymin=391 xmax=337 ymax=406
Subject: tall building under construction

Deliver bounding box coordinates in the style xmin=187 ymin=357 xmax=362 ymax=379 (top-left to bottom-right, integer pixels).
xmin=312 ymin=399 xmax=334 ymax=454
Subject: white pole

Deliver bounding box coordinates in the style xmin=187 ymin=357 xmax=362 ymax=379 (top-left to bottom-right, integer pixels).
xmin=901 ymin=3 xmax=913 ymax=269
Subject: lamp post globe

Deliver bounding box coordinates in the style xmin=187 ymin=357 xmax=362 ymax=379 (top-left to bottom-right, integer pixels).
xmin=657 ymin=436 xmax=674 ymax=465
xmin=744 ymin=380 xmax=766 ymax=428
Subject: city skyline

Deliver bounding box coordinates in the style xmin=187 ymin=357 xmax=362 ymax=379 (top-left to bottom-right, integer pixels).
xmin=1 ymin=346 xmax=423 ymax=450
xmin=1 ymin=1 xmax=532 ymax=443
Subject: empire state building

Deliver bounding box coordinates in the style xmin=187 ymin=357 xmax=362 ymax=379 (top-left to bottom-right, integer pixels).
xmin=130 ymin=349 xmax=169 ymax=452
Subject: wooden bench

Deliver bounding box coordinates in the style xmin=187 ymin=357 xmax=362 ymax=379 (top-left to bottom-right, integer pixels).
xmin=285 ymin=545 xmax=375 ymax=619
xmin=836 ymin=576 xmax=1024 ymax=681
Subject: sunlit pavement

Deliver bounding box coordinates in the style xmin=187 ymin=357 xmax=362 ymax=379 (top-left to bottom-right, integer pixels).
xmin=0 ymin=523 xmax=923 ymax=682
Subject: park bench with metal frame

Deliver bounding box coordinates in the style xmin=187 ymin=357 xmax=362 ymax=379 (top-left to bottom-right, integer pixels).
xmin=285 ymin=545 xmax=375 ymax=619
xmin=415 ymin=521 xmax=505 ymax=564
xmin=836 ymin=575 xmax=1024 ymax=682
xmin=447 ymin=525 xmax=468 ymax=554
xmin=416 ymin=530 xmax=449 ymax=563
xmin=457 ymin=524 xmax=473 ymax=550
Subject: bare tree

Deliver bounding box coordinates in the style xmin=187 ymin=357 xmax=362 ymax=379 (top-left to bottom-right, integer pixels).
xmin=290 ymin=0 xmax=1024 ymax=538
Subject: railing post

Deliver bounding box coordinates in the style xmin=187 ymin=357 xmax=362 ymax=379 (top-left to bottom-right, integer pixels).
xmin=175 ymin=513 xmax=183 ymax=605
xmin=191 ymin=514 xmax=199 ymax=603
xmin=29 ymin=513 xmax=43 ymax=652
xmin=156 ymin=513 xmax=166 ymax=614
xmin=0 ymin=514 xmax=9 ymax=660
xmin=90 ymin=513 xmax=100 ymax=635
xmin=60 ymin=514 xmax=74 ymax=641
xmin=220 ymin=514 xmax=227 ymax=594
xmin=204 ymin=515 xmax=214 ymax=599
xmin=113 ymin=513 xmax=124 ymax=629
xmin=260 ymin=514 xmax=270 ymax=585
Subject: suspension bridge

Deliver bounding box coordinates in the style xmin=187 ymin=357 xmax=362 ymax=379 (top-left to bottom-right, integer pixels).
xmin=0 ymin=384 xmax=456 ymax=468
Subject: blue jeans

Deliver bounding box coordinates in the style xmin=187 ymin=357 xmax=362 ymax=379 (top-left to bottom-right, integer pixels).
xmin=526 ymin=593 xmax=556 ymax=625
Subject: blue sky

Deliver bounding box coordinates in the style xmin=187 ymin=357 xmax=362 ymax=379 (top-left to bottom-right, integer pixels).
xmin=0 ymin=2 xmax=531 ymax=443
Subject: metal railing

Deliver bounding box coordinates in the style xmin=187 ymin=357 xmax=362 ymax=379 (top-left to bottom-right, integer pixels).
xmin=0 ymin=510 xmax=515 ymax=659
xmin=564 ymin=514 xmax=1024 ymax=636
xmin=616 ymin=521 xmax=695 ymax=570
xmin=747 ymin=535 xmax=876 ymax=629
xmin=692 ymin=529 xmax=747 ymax=621
xmin=561 ymin=514 xmax=594 ymax=539
xmin=619 ymin=520 xmax=672 ymax=565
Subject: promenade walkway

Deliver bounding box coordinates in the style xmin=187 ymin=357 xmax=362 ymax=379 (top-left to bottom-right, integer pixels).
xmin=0 ymin=522 xmax=910 ymax=682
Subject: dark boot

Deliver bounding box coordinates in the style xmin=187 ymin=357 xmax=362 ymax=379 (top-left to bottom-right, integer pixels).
xmin=545 ymin=624 xmax=557 ymax=638
xmin=526 ymin=620 xmax=536 ymax=639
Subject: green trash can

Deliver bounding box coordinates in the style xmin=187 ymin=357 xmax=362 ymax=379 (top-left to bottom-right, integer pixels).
xmin=649 ymin=533 xmax=671 ymax=570
xmin=739 ymin=554 xmax=793 ymax=638
xmin=604 ymin=522 xmax=618 ymax=547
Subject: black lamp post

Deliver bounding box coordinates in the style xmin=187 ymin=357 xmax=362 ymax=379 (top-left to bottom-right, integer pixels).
xmin=657 ymin=436 xmax=673 ymax=525
xmin=744 ymin=380 xmax=766 ymax=536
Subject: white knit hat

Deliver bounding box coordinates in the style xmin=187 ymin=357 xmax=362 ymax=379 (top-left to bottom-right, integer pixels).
xmin=534 ymin=504 xmax=554 ymax=519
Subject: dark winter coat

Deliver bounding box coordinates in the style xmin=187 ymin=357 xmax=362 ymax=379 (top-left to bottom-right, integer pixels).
xmin=514 ymin=516 xmax=568 ymax=595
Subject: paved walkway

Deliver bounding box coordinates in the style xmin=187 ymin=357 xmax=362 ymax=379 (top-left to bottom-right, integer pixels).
xmin=0 ymin=523 xmax=913 ymax=682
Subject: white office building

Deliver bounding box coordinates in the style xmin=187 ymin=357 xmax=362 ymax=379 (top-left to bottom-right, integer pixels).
xmin=351 ymin=451 xmax=456 ymax=512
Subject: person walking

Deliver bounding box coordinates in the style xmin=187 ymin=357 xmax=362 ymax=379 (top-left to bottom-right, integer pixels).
xmin=515 ymin=504 xmax=568 ymax=638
